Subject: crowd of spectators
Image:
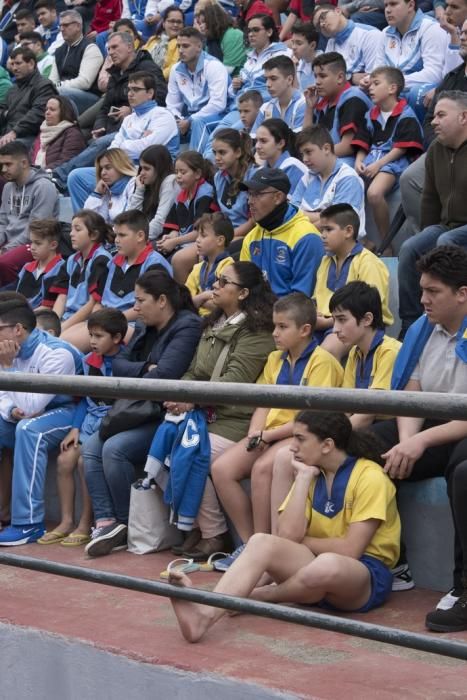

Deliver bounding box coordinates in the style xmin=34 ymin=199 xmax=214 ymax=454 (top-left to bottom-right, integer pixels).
xmin=0 ymin=0 xmax=466 ymax=640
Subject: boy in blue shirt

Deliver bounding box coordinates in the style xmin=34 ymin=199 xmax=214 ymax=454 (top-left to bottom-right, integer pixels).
xmin=251 ymin=56 xmax=306 ymax=137
xmin=353 ymin=66 xmax=424 ymax=247
xmin=16 ymin=219 xmax=66 ymax=310
xmin=38 ymin=308 xmax=128 ymax=547
xmin=293 ymin=125 xmax=365 ymax=231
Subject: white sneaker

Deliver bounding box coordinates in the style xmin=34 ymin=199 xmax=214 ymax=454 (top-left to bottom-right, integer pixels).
xmin=436 ymin=588 xmax=463 ymax=611
xmin=391 ymin=563 xmax=415 ymax=591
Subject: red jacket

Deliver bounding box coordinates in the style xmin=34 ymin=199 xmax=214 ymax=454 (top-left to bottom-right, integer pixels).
xmin=90 ymin=0 xmax=123 ymax=33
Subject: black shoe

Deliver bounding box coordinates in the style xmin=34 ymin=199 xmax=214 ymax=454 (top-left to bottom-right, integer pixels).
xmin=85 ymin=523 xmax=127 ymax=558
xmin=426 ymin=590 xmax=467 ymax=632
xmin=171 ymin=528 xmax=201 ymax=555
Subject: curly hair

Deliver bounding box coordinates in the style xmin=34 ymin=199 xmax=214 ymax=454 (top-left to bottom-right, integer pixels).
xmin=199 ymin=2 xmax=232 ymax=40
xmin=206 ymin=261 xmax=276 ymax=332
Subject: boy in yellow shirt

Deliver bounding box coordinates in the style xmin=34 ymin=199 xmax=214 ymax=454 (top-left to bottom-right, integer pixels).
xmin=185 ymin=212 xmax=234 ymax=316
xmin=330 ymin=281 xmax=401 ymax=429
xmin=313 ymin=203 xmax=393 ymax=359
xmin=211 ymin=292 xmax=343 ymax=570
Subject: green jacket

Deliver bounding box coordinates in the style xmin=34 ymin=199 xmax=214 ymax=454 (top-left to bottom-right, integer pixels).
xmin=183 ymin=318 xmax=275 ymax=442
xmin=0 ymin=66 xmax=12 ymax=104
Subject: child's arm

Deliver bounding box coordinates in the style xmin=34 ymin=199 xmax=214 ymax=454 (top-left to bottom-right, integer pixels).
xmin=262 ymin=420 xmax=294 ymax=445
xmin=314 ymin=313 xmax=334 ymax=331
xmin=303 ymin=518 xmax=381 ymax=558
xmin=233 ymin=218 xmax=255 ymax=239
xmin=279 ymin=11 xmax=298 ymax=41
xmin=60 ymin=428 xmax=80 ymax=451
xmin=157 ymin=229 xmax=197 ymax=255
xmin=53 ymin=294 xmax=67 ymax=319
xmin=277 ymin=459 xmax=318 ymax=542
xmin=354 ymin=148 xmax=368 ymax=176
xmin=192 ymin=290 xmax=214 ymax=309
xmin=363 ymin=147 xmax=406 ymax=180
xmin=334 ymin=131 xmax=356 ymax=158
xmin=60 ymin=298 xmax=97 ymax=332
xmin=247 ymin=407 xmax=269 ymax=438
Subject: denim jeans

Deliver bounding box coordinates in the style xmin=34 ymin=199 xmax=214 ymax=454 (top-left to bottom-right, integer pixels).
xmin=67 ymin=167 xmax=96 ymax=212
xmin=82 ymin=421 xmax=161 ymax=524
xmin=54 ymin=132 xmax=115 ymax=189
xmin=398 ymin=223 xmax=467 ymax=325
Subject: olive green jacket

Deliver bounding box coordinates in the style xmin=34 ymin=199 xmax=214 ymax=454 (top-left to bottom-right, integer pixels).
xmin=183 ymin=318 xmax=275 ymax=442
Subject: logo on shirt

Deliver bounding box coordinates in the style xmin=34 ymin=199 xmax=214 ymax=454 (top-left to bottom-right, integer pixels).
xmin=181 ymin=419 xmax=200 ymax=448
xmin=275 ymin=246 xmax=288 ymax=264
xmin=324 ymin=500 xmax=335 ymax=514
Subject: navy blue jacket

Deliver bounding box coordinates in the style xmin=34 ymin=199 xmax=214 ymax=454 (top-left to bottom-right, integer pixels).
xmin=112 ymin=309 xmax=202 ymax=380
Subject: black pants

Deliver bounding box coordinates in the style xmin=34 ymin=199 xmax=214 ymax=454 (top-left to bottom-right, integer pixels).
xmin=371 ymin=420 xmax=467 ymax=589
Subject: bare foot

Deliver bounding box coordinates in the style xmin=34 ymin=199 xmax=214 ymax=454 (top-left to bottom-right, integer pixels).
xmin=168 ymin=570 xmax=216 ymax=643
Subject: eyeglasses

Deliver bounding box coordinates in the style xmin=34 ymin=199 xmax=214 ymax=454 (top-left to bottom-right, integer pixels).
xmin=127 ymin=86 xmax=148 ymax=93
xmin=247 ymin=190 xmax=278 ymax=199
xmin=60 ymin=21 xmax=79 ymax=27
xmin=216 ymin=276 xmax=244 ymax=288
xmin=247 ymin=26 xmax=263 ymax=33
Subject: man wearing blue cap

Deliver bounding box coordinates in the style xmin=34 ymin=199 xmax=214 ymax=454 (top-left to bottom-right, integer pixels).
xmin=239 ymin=168 xmax=325 ymax=297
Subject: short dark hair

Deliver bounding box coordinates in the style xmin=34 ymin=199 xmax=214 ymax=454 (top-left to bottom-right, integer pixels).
xmin=263 ymin=55 xmax=295 ymax=78
xmin=34 ymin=0 xmax=57 ymax=11
xmin=274 ymin=292 xmax=317 ymax=330
xmin=0 ymin=141 xmax=30 ymax=160
xmin=0 ymin=292 xmax=36 ymax=332
xmin=329 ymin=281 xmax=384 ymax=330
xmin=113 ymin=209 xmax=149 ymax=239
xmin=9 ymin=46 xmax=37 ymax=64
xmin=178 ymin=26 xmax=204 ymax=42
xmin=312 ymin=51 xmax=347 ymax=75
xmin=15 ymin=8 xmax=35 ymax=20
xmin=196 ymin=212 xmax=234 ymax=247
xmin=238 ymin=89 xmax=263 ymax=107
xmin=19 ymin=31 xmax=45 ymax=47
xmin=296 ymin=125 xmax=334 ymax=152
xmin=29 ymin=219 xmax=61 ymax=243
xmin=370 ymin=66 xmax=405 ymax=97
xmin=87 ymin=308 xmax=128 ymax=339
xmin=35 ymin=308 xmax=61 ymax=336
xmin=128 ymin=70 xmax=156 ymax=94
xmin=417 ymin=245 xmax=467 ymax=290
xmin=291 ymin=21 xmax=319 ymax=45
xmin=320 ymin=203 xmax=360 ymax=240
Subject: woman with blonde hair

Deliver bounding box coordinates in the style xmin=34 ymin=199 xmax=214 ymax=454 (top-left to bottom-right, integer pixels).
xmin=83 ymin=148 xmax=137 ymax=222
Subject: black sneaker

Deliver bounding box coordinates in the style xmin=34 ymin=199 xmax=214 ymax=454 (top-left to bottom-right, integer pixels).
xmin=85 ymin=523 xmax=127 ymax=558
xmin=436 ymin=587 xmax=463 ymax=610
xmin=426 ymin=590 xmax=467 ymax=632
xmin=391 ymin=563 xmax=415 ymax=591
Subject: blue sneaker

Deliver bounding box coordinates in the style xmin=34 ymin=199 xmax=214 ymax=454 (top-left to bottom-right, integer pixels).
xmin=213 ymin=543 xmax=246 ymax=572
xmin=0 ymin=524 xmax=45 ymax=546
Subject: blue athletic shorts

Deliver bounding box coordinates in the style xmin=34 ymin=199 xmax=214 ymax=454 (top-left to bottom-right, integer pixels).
xmin=319 ymin=554 xmax=393 ymax=613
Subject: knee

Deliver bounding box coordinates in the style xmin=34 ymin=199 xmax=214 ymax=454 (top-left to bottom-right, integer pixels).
xmin=272 ymin=446 xmax=293 ymax=478
xmin=246 ymin=532 xmax=275 ymax=551
xmin=299 ymin=552 xmax=341 ymax=586
xmin=367 ymin=186 xmax=385 ymax=205
xmin=56 ymin=452 xmax=73 ymax=475
xmin=251 ymin=453 xmax=273 ymax=481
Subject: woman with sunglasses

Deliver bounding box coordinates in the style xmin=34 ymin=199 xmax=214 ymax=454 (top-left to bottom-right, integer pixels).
xmin=163 ymin=260 xmax=276 ymax=560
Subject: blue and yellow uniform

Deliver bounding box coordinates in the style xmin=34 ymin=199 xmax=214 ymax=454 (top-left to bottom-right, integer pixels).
xmin=257 ymin=339 xmax=343 ymax=430
xmin=280 ymin=456 xmax=401 ymax=611
xmin=240 ymin=205 xmax=324 ymax=297
xmin=314 ymin=243 xmax=393 ymax=326
xmin=343 ymin=330 xmax=401 ymax=391
xmin=186 ymin=252 xmax=234 ymax=316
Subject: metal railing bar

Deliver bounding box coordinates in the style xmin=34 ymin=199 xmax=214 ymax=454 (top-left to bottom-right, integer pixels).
xmin=0 ymin=372 xmax=467 ymax=420
xmin=0 ymin=553 xmax=466 ymax=661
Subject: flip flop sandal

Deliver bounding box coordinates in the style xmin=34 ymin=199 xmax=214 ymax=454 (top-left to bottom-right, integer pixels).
xmin=198 ymin=552 xmax=230 ymax=572
xmin=60 ymin=533 xmax=91 ymax=547
xmin=37 ymin=530 xmax=69 ymax=545
xmin=159 ymin=558 xmax=200 ymax=579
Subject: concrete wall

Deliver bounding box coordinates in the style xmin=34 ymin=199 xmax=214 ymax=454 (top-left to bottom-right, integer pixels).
xmin=0 ymin=623 xmax=299 ymax=700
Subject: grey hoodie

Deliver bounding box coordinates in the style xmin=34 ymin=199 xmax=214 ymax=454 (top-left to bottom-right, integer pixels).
xmin=0 ymin=167 xmax=59 ymax=251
